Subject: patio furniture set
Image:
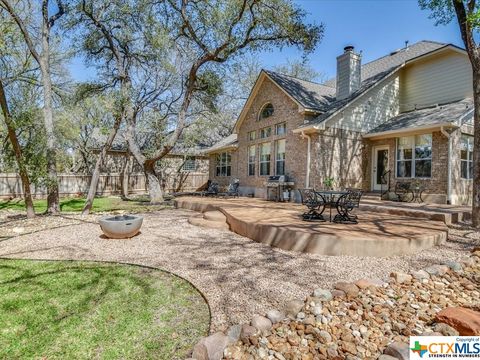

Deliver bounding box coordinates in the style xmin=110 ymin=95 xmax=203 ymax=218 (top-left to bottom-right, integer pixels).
xmin=299 ymin=188 xmax=364 ymax=224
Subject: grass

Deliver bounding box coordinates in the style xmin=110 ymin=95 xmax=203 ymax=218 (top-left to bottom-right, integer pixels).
xmin=0 ymin=196 xmax=169 ymax=213
xmin=0 ymin=259 xmax=209 ymax=360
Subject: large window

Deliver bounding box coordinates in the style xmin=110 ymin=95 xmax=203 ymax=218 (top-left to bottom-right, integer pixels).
xmin=275 ymin=123 xmax=287 ymax=136
xmin=259 ymin=142 xmax=271 ymax=176
xmin=248 ymin=130 xmax=256 ymax=141
xmin=275 ymin=139 xmax=286 ymax=176
xmin=259 ymin=103 xmax=274 ymax=120
xmin=215 ymin=152 xmax=231 ymax=176
xmin=461 ymin=134 xmax=474 ymax=179
xmin=248 ymin=145 xmax=256 ymax=176
xmin=260 ymin=127 xmax=271 ymax=139
xmin=396 ymin=134 xmax=432 ymax=178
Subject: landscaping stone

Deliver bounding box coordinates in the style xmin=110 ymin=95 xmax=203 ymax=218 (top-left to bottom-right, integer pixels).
xmin=411 ymin=270 xmax=430 ymax=281
xmin=355 ymin=278 xmax=383 ymax=288
xmin=226 ymin=324 xmax=242 ymax=344
xmin=433 ymin=322 xmax=459 ymax=336
xmin=285 ymin=299 xmax=304 ymax=318
xmin=424 ymin=264 xmax=449 ymax=276
xmin=333 ymin=282 xmax=359 ymax=298
xmin=384 ymin=342 xmax=409 ymax=360
xmin=331 ymin=289 xmax=346 ymax=299
xmin=390 ymin=272 xmax=412 ymax=284
xmin=240 ymin=324 xmax=257 ymax=344
xmin=313 ymin=288 xmax=332 ymax=301
xmin=435 ymin=307 xmax=480 ymax=335
xmin=251 ymin=315 xmax=272 ymax=332
xmin=443 ymin=261 xmax=463 ymax=272
xmin=266 ymin=309 xmax=285 ymax=324
xmin=193 ymin=332 xmax=229 ymax=360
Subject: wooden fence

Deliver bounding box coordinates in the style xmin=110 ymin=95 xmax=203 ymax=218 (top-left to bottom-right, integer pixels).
xmin=0 ymin=172 xmax=208 ymax=199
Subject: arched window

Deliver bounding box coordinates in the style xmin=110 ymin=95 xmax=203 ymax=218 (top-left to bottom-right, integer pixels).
xmin=259 ymin=103 xmax=274 ymax=120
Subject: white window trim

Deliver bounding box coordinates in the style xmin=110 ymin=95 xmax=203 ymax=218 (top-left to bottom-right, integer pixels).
xmin=215 ymin=152 xmax=231 ymax=177
xmin=259 ymin=142 xmax=271 ymax=176
xmin=182 ymin=157 xmax=197 ymax=172
xmin=258 ymin=102 xmax=274 ymax=121
xmin=275 ymin=122 xmax=287 ymax=136
xmin=248 ymin=145 xmax=256 ymax=176
xmin=395 ymin=135 xmax=432 ymax=179
xmin=275 ymin=139 xmax=286 ymax=176
xmin=260 ymin=126 xmax=272 ymax=139
xmin=461 ymin=134 xmax=474 ymax=180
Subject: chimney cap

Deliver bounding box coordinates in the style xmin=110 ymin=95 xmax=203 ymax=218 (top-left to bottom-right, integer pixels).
xmin=344 ymin=45 xmax=355 ymax=53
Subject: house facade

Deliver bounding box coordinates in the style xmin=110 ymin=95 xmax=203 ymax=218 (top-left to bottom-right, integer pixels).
xmin=205 ymin=41 xmax=474 ymax=205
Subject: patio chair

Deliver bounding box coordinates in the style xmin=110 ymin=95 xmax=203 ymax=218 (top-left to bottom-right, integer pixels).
xmin=394 ymin=182 xmax=414 ymax=202
xmin=218 ymin=179 xmax=240 ymax=198
xmin=333 ymin=189 xmax=363 ymax=224
xmin=299 ymin=189 xmax=327 ymax=221
xmin=201 ymin=181 xmax=219 ymax=197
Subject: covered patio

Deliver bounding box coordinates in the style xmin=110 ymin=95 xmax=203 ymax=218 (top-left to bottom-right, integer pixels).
xmin=173 ymin=196 xmax=467 ymax=257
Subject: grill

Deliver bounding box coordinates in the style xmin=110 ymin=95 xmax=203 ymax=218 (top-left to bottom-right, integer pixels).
xmin=265 ymin=175 xmax=295 ymax=202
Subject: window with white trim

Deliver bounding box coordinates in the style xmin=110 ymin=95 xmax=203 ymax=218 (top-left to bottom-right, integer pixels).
xmin=259 ymin=142 xmax=271 ymax=176
xmin=215 ymin=152 xmax=231 ymax=176
xmin=182 ymin=157 xmax=196 ymax=172
xmin=248 ymin=145 xmax=256 ymax=176
xmin=248 ymin=130 xmax=256 ymax=141
xmin=275 ymin=139 xmax=285 ymax=175
xmin=260 ymin=127 xmax=271 ymax=139
xmin=396 ymin=134 xmax=432 ymax=178
xmin=461 ymin=134 xmax=473 ymax=179
xmin=259 ymin=103 xmax=274 ymax=120
xmin=275 ymin=123 xmax=286 ymax=136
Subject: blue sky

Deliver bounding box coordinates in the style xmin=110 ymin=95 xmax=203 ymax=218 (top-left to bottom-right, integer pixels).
xmin=68 ymin=0 xmax=463 ymax=82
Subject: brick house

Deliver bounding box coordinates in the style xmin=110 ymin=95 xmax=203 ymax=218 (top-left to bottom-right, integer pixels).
xmin=205 ymin=41 xmax=474 ymax=205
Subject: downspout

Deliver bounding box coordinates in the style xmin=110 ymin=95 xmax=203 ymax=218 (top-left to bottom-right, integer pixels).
xmin=440 ymin=126 xmax=452 ymax=204
xmin=301 ymin=131 xmax=311 ymax=188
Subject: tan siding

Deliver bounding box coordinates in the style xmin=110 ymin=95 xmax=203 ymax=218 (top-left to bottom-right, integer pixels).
xmin=400 ymin=50 xmax=472 ymax=112
xmin=328 ymin=74 xmax=400 ymax=133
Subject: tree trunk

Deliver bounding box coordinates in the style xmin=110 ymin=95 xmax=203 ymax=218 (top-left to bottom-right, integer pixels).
xmin=144 ymin=161 xmax=164 ymax=203
xmin=0 ymin=80 xmax=35 ymax=218
xmin=40 ymin=29 xmax=59 ymax=214
xmin=472 ymin=74 xmax=480 ymax=227
xmin=120 ymin=154 xmax=131 ymax=200
xmin=82 ymin=116 xmax=122 ymax=215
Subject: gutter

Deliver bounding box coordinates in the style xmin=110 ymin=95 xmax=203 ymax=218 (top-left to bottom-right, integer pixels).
xmin=440 ymin=126 xmax=452 ymax=205
xmin=301 ymin=131 xmax=312 ymax=188
xmin=363 ymin=122 xmax=457 ymax=139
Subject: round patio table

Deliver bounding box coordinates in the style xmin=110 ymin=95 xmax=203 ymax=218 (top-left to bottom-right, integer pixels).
xmin=315 ymin=190 xmax=349 ymax=222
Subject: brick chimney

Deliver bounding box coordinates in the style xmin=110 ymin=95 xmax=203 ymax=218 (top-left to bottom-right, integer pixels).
xmin=336 ymin=45 xmax=361 ymax=100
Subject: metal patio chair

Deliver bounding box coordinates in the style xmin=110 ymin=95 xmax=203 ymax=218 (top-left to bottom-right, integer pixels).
xmin=299 ymin=189 xmax=327 ymax=221
xmin=333 ymin=189 xmax=363 ymax=224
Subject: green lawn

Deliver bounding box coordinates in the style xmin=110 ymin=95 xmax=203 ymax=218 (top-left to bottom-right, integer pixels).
xmin=0 ymin=259 xmax=209 ymax=360
xmin=0 ymin=196 xmax=169 ymax=213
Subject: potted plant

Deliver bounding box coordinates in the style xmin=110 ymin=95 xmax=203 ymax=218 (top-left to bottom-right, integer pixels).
xmin=324 ymin=177 xmax=335 ymax=190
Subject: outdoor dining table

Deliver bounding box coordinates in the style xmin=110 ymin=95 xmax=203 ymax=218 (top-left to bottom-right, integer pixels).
xmin=315 ymin=190 xmax=349 ymax=222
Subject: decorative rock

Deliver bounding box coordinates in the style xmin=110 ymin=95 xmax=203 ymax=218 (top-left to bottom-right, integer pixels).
xmin=331 ymin=289 xmax=346 ymax=299
xmin=266 ymin=309 xmax=285 ymax=324
xmin=384 ymin=341 xmax=409 ymax=360
xmin=251 ymin=315 xmax=272 ymax=332
xmin=285 ymin=299 xmax=304 ymax=318
xmin=313 ymin=288 xmax=333 ymax=301
xmin=378 ymin=356 xmax=399 ymax=360
xmin=435 ymin=307 xmax=480 ymax=335
xmin=317 ymin=330 xmax=332 ymax=343
xmin=433 ymin=322 xmax=459 ymax=336
xmin=226 ymin=324 xmax=242 ymax=344
xmin=192 ymin=332 xmax=229 ymax=360
xmin=240 ymin=324 xmax=257 ymax=343
xmin=390 ymin=272 xmax=412 ymax=284
xmin=355 ymin=278 xmax=383 ymax=288
xmin=443 ymin=261 xmax=463 ymax=272
xmin=424 ymin=264 xmax=449 ymax=276
xmin=411 ymin=270 xmax=430 ymax=281
xmin=334 ymin=282 xmax=359 ymax=298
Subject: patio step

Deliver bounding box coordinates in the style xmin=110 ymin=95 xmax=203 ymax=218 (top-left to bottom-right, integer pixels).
xmin=188 ymin=211 xmax=229 ymax=230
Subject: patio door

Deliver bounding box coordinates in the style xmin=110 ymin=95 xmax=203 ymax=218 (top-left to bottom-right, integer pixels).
xmin=372 ymin=146 xmax=389 ymax=191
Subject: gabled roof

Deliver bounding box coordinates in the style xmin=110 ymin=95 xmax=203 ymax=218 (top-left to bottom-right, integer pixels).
xmin=365 ymin=98 xmax=473 ymax=138
xmin=203 ymin=134 xmax=238 ymax=154
xmin=323 ymin=40 xmax=448 ymax=89
xmin=263 ymin=71 xmax=336 ymax=112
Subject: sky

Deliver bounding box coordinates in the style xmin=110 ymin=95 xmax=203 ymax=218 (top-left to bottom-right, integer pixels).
xmin=68 ymin=0 xmax=464 ymax=82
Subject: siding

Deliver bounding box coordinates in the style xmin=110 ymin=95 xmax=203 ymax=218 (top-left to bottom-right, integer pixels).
xmin=328 ymin=74 xmax=400 ymax=133
xmin=400 ymin=49 xmax=472 ymax=112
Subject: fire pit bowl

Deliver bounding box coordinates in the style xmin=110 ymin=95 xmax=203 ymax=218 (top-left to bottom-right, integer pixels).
xmin=99 ymin=215 xmax=143 ymax=239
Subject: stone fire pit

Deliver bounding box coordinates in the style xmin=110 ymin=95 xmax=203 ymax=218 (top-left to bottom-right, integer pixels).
xmin=99 ymin=215 xmax=143 ymax=239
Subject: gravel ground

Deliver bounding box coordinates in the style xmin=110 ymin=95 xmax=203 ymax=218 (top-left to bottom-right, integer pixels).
xmin=0 ymin=208 xmax=478 ymax=332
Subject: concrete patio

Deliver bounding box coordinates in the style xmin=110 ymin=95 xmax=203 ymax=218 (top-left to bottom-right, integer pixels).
xmin=174 ymin=196 xmax=456 ymax=257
